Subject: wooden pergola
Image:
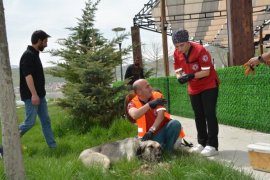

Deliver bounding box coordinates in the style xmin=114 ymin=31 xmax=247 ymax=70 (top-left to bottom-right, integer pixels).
xmin=131 ymin=0 xmax=270 ymax=75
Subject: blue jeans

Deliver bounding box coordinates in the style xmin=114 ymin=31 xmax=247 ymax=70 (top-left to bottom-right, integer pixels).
xmin=153 ymin=119 xmax=181 ymax=151
xmin=19 ymin=98 xmax=56 ymax=148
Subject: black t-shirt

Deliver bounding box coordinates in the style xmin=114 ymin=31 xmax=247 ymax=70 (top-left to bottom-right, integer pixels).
xmin=19 ymin=46 xmax=46 ymax=100
xmin=124 ymin=64 xmax=144 ymax=85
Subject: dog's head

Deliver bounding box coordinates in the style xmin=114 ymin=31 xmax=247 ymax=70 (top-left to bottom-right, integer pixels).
xmin=136 ymin=140 xmax=162 ymax=162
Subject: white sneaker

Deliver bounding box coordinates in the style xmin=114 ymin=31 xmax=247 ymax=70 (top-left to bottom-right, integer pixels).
xmin=189 ymin=144 xmax=204 ymax=153
xmin=201 ymin=146 xmax=218 ymax=157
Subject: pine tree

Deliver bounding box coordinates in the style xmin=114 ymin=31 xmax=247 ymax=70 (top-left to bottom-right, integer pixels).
xmin=48 ymin=0 xmax=129 ymax=132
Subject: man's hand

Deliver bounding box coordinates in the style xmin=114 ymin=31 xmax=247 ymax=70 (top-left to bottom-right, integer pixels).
xmin=247 ymin=56 xmax=260 ymax=67
xmin=142 ymin=131 xmax=154 ymax=141
xmin=178 ymin=74 xmax=195 ymax=84
xmin=31 ymin=94 xmax=40 ymax=105
xmin=148 ymin=98 xmax=167 ymax=108
xmin=243 ymin=63 xmax=255 ymax=76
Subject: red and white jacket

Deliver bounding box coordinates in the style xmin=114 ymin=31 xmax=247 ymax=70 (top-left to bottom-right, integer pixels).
xmin=174 ymin=42 xmax=219 ymax=95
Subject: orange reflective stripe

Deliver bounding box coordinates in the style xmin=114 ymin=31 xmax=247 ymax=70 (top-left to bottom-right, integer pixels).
xmin=132 ymin=96 xmax=147 ymax=137
xmin=179 ymin=129 xmax=185 ymax=138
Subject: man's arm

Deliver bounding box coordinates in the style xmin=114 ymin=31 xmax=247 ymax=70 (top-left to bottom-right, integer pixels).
xmin=128 ymin=98 xmax=167 ymax=120
xmin=247 ymin=51 xmax=270 ymax=66
xmin=124 ymin=65 xmax=132 ymax=79
xmin=128 ymin=104 xmax=151 ymax=120
xmin=141 ymin=110 xmax=165 ymax=141
xmin=140 ymin=68 xmax=145 ymax=79
xmin=263 ymin=51 xmax=270 ymax=62
xmin=150 ymin=110 xmax=165 ymax=130
xmin=25 ymin=74 xmax=40 ymax=105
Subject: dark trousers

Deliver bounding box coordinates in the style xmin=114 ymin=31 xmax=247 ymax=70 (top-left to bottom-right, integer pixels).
xmin=189 ymin=87 xmax=219 ymax=150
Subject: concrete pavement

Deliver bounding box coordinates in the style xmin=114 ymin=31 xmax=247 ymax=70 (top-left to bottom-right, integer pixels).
xmin=172 ymin=115 xmax=270 ymax=180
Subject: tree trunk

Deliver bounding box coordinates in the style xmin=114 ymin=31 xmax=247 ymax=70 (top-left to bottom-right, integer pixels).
xmin=0 ymin=0 xmax=25 ymax=179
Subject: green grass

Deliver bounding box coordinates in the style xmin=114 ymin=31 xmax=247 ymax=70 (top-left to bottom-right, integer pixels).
xmin=0 ymin=104 xmax=253 ymax=179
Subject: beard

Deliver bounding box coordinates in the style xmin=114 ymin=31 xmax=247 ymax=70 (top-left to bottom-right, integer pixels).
xmin=38 ymin=44 xmax=45 ymax=51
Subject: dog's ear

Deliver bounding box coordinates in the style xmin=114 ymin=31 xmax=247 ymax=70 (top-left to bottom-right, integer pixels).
xmin=136 ymin=146 xmax=143 ymax=157
xmin=136 ymin=141 xmax=146 ymax=158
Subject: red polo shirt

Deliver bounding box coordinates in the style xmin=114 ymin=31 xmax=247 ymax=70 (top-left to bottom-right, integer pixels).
xmin=174 ymin=42 xmax=219 ymax=95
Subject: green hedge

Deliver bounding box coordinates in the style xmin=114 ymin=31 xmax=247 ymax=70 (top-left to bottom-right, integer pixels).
xmin=148 ymin=65 xmax=270 ymax=133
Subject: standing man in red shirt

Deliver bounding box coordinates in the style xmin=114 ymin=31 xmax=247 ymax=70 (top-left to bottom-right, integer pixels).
xmin=172 ymin=29 xmax=219 ymax=156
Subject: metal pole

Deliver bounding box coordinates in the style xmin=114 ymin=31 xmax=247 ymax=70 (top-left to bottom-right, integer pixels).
xmin=112 ymin=27 xmax=125 ymax=81
xmin=119 ymin=42 xmax=123 ymax=81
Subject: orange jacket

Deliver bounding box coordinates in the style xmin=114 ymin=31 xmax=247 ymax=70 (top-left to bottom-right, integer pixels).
xmin=131 ymin=91 xmax=185 ymax=138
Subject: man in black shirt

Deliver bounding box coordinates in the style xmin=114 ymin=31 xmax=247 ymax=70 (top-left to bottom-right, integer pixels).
xmin=19 ymin=30 xmax=56 ymax=148
xmin=124 ymin=57 xmax=144 ymax=88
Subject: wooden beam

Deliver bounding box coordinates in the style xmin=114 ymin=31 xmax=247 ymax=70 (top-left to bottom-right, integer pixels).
xmin=131 ymin=26 xmax=143 ymax=66
xmin=227 ymin=0 xmax=254 ymax=66
xmin=161 ymin=0 xmax=169 ymax=76
xmin=260 ymin=28 xmax=263 ymax=55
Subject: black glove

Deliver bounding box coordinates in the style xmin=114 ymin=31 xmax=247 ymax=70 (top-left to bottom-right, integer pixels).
xmin=148 ymin=98 xmax=167 ymax=108
xmin=142 ymin=131 xmax=154 ymax=141
xmin=178 ymin=74 xmax=195 ymax=84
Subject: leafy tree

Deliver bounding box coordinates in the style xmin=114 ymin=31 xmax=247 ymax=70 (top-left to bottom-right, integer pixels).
xmin=48 ymin=0 xmax=130 ymax=132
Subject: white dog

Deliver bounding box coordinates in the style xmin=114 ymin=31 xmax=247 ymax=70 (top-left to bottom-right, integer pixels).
xmin=79 ymin=137 xmax=162 ymax=169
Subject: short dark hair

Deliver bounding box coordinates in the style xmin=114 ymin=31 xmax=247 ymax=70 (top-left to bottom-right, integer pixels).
xmin=31 ymin=30 xmax=50 ymax=44
xmin=172 ymin=29 xmax=189 ymax=45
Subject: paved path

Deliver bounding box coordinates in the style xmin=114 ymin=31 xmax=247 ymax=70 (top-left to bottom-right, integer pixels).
xmin=172 ymin=115 xmax=270 ymax=180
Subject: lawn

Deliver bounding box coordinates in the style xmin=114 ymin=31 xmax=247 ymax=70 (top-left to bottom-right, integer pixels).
xmin=0 ymin=104 xmax=253 ymax=179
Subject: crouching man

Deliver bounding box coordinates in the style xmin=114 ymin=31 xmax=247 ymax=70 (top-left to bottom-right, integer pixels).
xmin=127 ymin=79 xmax=181 ymax=151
